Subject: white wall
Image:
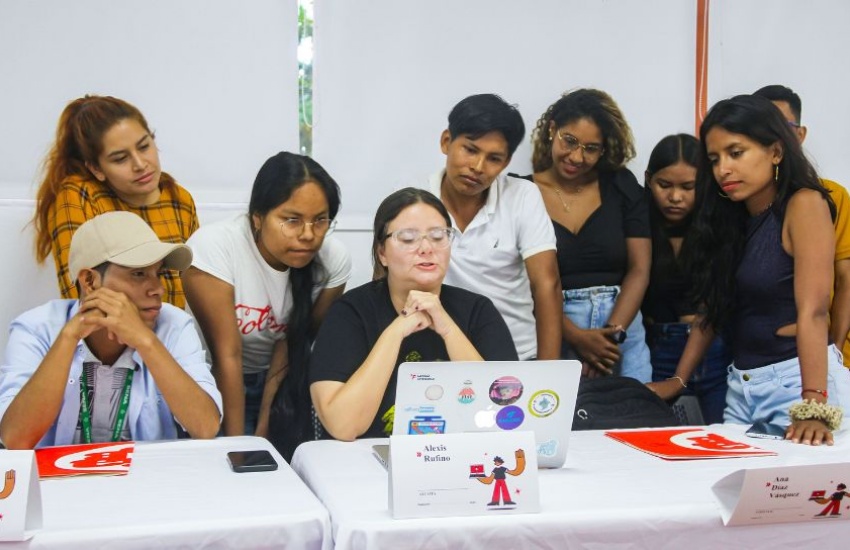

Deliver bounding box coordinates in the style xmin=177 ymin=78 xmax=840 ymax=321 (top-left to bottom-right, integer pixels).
xmin=708 ymin=0 xmax=850 ymax=181
xmin=0 ymin=0 xmax=299 ymax=203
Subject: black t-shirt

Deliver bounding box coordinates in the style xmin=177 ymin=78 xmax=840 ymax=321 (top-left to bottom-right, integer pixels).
xmin=308 ymin=279 xmax=519 ymax=438
xmin=520 ymin=169 xmax=650 ymax=290
xmin=642 ymin=224 xmax=696 ymax=323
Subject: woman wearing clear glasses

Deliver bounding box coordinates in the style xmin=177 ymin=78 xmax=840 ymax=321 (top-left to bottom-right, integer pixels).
xmin=309 ymin=188 xmax=517 ymax=441
xmin=184 ymin=152 xmax=350 ymax=454
xmin=523 ymin=89 xmax=652 ymax=381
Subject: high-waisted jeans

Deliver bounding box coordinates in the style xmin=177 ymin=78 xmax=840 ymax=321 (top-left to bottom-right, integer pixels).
xmin=562 ymin=285 xmax=652 ymax=382
xmin=724 ymin=345 xmax=850 ymax=427
xmin=647 ymin=322 xmax=730 ymax=424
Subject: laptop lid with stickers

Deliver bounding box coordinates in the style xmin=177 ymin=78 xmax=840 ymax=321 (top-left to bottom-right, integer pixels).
xmin=393 ymin=360 xmax=582 ymax=468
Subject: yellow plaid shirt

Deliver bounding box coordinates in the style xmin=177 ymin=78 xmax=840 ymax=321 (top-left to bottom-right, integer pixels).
xmin=48 ymin=174 xmax=199 ymax=308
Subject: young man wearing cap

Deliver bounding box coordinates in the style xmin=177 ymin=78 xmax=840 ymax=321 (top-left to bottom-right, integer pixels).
xmin=426 ymin=94 xmax=562 ymax=361
xmin=754 ymin=85 xmax=850 ymax=368
xmin=0 ymin=212 xmax=222 ymax=449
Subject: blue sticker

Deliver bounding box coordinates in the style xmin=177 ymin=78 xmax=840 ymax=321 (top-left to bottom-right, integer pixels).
xmin=537 ymin=439 xmax=559 ymax=457
xmin=495 ymin=406 xmax=524 ymax=430
xmin=408 ymin=415 xmax=446 ymax=435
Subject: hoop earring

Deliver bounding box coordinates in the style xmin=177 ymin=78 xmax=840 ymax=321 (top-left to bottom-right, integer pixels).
xmin=717 ymin=190 xmax=731 ymax=200
xmin=774 ymin=164 xmax=780 ymax=182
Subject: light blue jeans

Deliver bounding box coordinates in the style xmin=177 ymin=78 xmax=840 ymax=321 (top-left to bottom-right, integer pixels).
xmin=562 ymin=285 xmax=652 ymax=383
xmin=724 ymin=345 xmax=850 ymax=427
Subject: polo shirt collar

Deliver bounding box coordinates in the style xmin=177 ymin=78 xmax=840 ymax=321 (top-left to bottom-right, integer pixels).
xmin=431 ymin=168 xmax=502 ymax=218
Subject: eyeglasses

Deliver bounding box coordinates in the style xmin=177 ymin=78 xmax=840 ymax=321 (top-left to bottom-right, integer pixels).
xmin=786 ymin=120 xmax=801 ymax=129
xmin=384 ymin=227 xmax=456 ymax=251
xmin=556 ymin=129 xmax=604 ymax=159
xmin=279 ymin=217 xmax=337 ymax=236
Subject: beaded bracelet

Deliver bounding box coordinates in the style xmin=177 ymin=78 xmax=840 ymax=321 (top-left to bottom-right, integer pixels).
xmin=788 ymin=399 xmax=843 ymax=431
xmin=802 ymin=388 xmax=828 ymax=399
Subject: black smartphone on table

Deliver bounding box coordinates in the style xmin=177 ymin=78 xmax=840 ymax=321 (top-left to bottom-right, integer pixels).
xmin=227 ymin=450 xmax=279 ymax=473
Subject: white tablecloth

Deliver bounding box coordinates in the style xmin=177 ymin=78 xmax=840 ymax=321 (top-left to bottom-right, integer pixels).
xmin=290 ymin=426 xmax=850 ymax=550
xmin=9 ymin=436 xmax=331 ymax=549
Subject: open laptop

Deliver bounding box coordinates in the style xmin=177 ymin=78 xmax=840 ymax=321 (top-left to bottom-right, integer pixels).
xmin=389 ymin=360 xmax=582 ymax=468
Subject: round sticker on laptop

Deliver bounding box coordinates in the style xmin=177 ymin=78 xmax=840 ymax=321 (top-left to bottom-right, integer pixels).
xmin=529 ymin=389 xmax=560 ymax=418
xmin=458 ymin=380 xmax=476 ymax=404
xmin=425 ymin=384 xmax=444 ymax=401
xmin=495 ymin=405 xmax=524 ymax=430
xmin=489 ymin=376 xmax=523 ymax=406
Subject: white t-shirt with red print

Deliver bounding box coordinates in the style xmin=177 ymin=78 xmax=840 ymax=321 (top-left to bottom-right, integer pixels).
xmin=188 ymin=214 xmax=351 ymax=373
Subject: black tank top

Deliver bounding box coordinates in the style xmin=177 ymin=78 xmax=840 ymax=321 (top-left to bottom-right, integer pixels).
xmin=732 ymin=207 xmax=797 ymax=369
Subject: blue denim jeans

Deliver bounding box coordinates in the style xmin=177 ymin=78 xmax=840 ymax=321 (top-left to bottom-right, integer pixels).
xmin=562 ymin=285 xmax=652 ymax=382
xmin=724 ymin=345 xmax=850 ymax=427
xmin=243 ymin=371 xmax=267 ymax=436
xmin=647 ymin=323 xmax=731 ymax=424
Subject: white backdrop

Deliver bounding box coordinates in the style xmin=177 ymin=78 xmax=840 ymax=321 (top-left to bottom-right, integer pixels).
xmin=0 ymin=0 xmax=299 ymax=204
xmin=708 ymin=0 xmax=850 ymax=181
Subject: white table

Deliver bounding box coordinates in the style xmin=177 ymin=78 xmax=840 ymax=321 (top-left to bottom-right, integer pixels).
xmin=290 ymin=426 xmax=850 ymax=550
xmin=9 ymin=436 xmax=331 ymax=549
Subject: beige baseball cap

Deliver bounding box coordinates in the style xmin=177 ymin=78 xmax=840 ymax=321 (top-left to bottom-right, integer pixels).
xmin=68 ymin=211 xmax=193 ymax=282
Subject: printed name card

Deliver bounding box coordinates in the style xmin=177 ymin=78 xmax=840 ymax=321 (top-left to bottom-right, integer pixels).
xmin=0 ymin=450 xmax=43 ymax=541
xmin=389 ymin=431 xmax=539 ymax=519
xmin=712 ymin=463 xmax=850 ymax=526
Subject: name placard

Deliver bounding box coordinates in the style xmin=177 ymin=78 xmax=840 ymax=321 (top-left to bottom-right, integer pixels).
xmin=389 ymin=431 xmax=539 ymax=519
xmin=0 ymin=450 xmax=43 ymax=541
xmin=712 ymin=463 xmax=850 ymax=526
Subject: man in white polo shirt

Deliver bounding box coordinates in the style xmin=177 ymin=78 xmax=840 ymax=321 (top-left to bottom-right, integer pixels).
xmin=426 ymin=94 xmax=562 ymax=360
xmin=0 ymin=212 xmax=222 ymax=449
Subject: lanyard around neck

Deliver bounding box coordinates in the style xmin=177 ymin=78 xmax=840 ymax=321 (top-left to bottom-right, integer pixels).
xmin=79 ymin=365 xmax=135 ymax=444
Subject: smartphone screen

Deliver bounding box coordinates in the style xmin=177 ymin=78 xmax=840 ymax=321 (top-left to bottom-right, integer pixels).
xmin=227 ymin=450 xmax=279 ymax=473
xmin=745 ymin=421 xmax=786 ymax=440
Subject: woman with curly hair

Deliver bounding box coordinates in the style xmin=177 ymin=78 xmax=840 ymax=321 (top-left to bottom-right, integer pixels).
xmin=523 ymin=89 xmax=651 ymax=381
xmin=688 ymin=94 xmax=850 ymax=445
xmin=33 ymin=95 xmax=198 ymax=308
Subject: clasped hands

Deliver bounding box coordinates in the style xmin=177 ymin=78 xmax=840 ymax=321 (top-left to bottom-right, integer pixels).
xmin=65 ymin=288 xmax=154 ymax=348
xmin=572 ymin=325 xmax=624 ymax=378
xmin=394 ymin=290 xmax=456 ymax=339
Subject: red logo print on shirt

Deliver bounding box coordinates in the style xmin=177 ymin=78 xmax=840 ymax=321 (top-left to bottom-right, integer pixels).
xmin=235 ymin=304 xmax=287 ymax=335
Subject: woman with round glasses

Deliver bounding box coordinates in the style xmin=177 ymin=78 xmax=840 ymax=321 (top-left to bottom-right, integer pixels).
xmin=184 ymin=152 xmax=350 ymax=455
xmin=309 ymin=188 xmax=517 ymax=440
xmin=523 ymin=89 xmax=652 ymax=381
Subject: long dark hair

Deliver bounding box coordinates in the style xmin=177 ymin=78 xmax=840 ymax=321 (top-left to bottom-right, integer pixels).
xmin=255 ymin=152 xmax=341 ymax=461
xmin=687 ymin=95 xmax=833 ymax=330
xmin=646 ymin=134 xmax=700 ymax=283
xmin=372 ymin=188 xmax=452 ymax=279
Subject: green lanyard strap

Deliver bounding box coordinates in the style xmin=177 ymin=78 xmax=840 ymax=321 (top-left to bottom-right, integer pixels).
xmin=79 ymin=365 xmax=135 ymax=444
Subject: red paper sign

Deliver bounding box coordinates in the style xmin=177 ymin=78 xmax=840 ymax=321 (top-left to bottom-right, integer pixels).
xmin=605 ymin=429 xmax=776 ymax=460
xmin=35 ymin=442 xmax=134 ymax=478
